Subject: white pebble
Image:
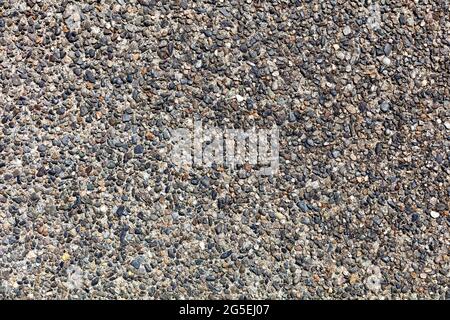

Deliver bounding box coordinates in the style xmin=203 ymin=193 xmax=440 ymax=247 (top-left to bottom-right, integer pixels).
xmin=343 ymin=26 xmax=351 ymax=36
xmin=430 ymin=211 xmax=440 ymax=219
xmin=235 ymin=94 xmax=245 ymax=102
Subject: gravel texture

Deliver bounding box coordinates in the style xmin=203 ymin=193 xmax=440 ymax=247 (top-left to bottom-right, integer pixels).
xmin=0 ymin=0 xmax=449 ymax=299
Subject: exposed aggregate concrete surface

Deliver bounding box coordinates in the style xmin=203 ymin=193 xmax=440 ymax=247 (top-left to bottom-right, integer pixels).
xmin=0 ymin=0 xmax=449 ymax=299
